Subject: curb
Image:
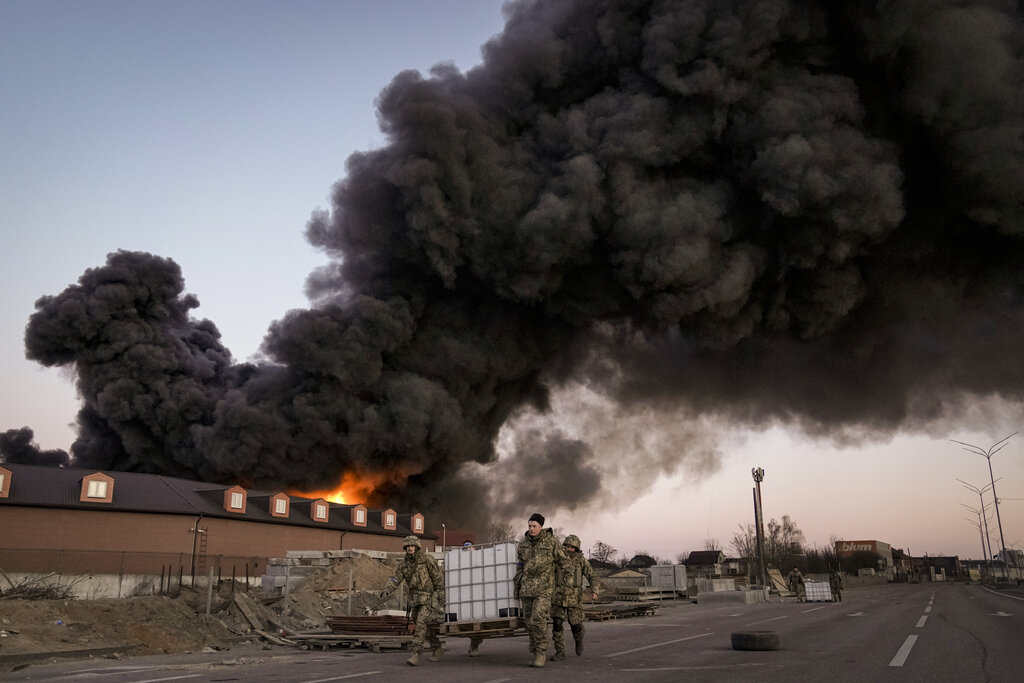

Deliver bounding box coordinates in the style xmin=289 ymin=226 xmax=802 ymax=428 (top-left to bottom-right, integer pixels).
xmin=1 ymin=646 xmax=137 ymax=671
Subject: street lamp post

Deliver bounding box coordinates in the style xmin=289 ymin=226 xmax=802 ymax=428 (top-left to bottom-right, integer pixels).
xmin=752 ymin=467 xmax=767 ymax=588
xmin=952 ymin=433 xmax=1017 ymax=570
xmin=958 ymin=479 xmax=997 ymax=567
xmin=963 ymin=514 xmax=987 ymax=563
xmin=961 ymin=503 xmax=993 ymax=577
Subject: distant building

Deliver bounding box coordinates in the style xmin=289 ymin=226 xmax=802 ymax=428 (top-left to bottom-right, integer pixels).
xmin=0 ymin=463 xmax=432 ymax=596
xmin=891 ymin=547 xmax=915 ymax=582
xmin=921 ymin=555 xmax=962 ymax=582
xmin=626 ymin=553 xmax=657 ymax=569
xmin=601 ymin=568 xmax=648 ymax=592
xmin=835 ymin=539 xmax=894 ymax=576
xmin=684 ymin=550 xmax=725 ymax=578
xmin=434 ymin=529 xmax=476 ymax=550
xmin=994 ymin=548 xmax=1024 ymax=566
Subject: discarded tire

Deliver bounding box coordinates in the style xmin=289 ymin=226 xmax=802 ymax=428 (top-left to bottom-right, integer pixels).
xmin=731 ymin=631 xmax=781 ymax=651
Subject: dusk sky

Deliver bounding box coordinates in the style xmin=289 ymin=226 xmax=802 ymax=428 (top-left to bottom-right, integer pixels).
xmin=2 ymin=0 xmax=1023 ymax=564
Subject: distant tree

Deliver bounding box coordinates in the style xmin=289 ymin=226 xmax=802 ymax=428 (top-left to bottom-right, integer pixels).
xmin=590 ymin=540 xmax=618 ymax=564
xmin=765 ymin=515 xmax=805 ymax=569
xmin=733 ymin=516 xmax=807 ymax=570
xmin=675 ymin=551 xmax=690 ymax=565
xmin=703 ymin=537 xmax=720 ymax=552
xmin=805 ymin=544 xmax=839 ymax=573
xmin=480 ymin=521 xmax=516 ymax=543
xmin=731 ymin=523 xmax=757 ymax=560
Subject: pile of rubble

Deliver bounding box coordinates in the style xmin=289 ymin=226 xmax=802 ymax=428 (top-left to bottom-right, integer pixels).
xmin=0 ymin=553 xmax=401 ymax=662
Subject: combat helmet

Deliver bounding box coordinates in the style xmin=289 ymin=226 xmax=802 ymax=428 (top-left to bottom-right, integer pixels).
xmin=563 ymin=534 xmax=581 ymax=551
xmin=403 ymin=535 xmax=421 ymax=549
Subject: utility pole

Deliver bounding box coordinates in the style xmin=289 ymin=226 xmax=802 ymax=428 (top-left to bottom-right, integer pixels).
xmin=952 ymin=433 xmax=1017 ymax=571
xmin=752 ymin=467 xmax=767 ymax=588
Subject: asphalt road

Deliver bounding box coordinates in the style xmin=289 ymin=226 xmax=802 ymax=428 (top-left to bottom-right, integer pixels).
xmin=4 ymin=582 xmax=1021 ymax=682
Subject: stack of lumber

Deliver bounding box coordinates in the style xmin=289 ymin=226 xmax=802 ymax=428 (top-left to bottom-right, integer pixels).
xmin=326 ymin=615 xmax=409 ymax=635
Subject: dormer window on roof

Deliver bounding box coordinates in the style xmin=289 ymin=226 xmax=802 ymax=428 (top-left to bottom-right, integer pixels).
xmin=383 ymin=509 xmax=397 ymax=530
xmin=352 ymin=504 xmax=367 ymax=527
xmin=313 ymin=500 xmax=329 ymax=522
xmin=222 ymin=485 xmax=247 ymax=513
xmin=0 ymin=466 xmax=11 ymax=498
xmin=412 ymin=514 xmax=424 ymax=532
xmin=271 ymin=493 xmax=289 ymax=518
xmin=80 ymin=472 xmax=114 ymax=503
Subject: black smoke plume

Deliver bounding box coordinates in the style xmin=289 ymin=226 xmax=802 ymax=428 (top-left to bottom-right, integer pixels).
xmin=0 ymin=428 xmax=70 ymax=468
xmin=6 ymin=0 xmax=1024 ymax=527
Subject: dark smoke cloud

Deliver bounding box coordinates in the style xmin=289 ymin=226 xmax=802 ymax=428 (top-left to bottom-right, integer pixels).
xmin=7 ymin=1 xmax=1024 ymax=529
xmin=0 ymin=428 xmax=70 ymax=467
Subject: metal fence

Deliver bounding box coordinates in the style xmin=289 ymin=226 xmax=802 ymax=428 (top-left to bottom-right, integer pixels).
xmin=0 ymin=548 xmax=263 ymax=598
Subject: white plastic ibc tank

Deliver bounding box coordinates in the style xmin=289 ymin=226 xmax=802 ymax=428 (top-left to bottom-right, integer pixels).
xmin=444 ymin=542 xmax=520 ymax=622
xmin=804 ymin=580 xmax=832 ymax=602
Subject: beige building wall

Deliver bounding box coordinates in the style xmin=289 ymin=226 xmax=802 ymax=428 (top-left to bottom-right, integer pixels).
xmin=1 ymin=506 xmax=434 ymax=576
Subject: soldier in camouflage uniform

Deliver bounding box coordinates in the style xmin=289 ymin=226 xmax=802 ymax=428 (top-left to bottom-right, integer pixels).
xmin=550 ymin=534 xmax=600 ymax=660
xmin=381 ymin=535 xmax=445 ymax=666
xmin=515 ymin=512 xmax=567 ymax=668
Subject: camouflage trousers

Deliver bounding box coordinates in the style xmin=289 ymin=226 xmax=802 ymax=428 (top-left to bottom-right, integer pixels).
xmin=521 ymin=595 xmax=552 ymax=653
xmin=551 ymin=604 xmax=585 ymax=653
xmin=408 ymin=602 xmax=442 ymax=654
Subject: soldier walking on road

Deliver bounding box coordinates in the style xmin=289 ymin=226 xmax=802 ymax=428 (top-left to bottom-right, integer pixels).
xmin=515 ymin=512 xmax=567 ymax=668
xmin=788 ymin=566 xmax=805 ymax=602
xmin=550 ymin=534 xmax=600 ymax=660
xmin=381 ymin=535 xmax=445 ymax=666
xmin=830 ymin=569 xmax=844 ymax=602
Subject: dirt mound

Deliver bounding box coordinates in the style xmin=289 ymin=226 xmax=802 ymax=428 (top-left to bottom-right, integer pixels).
xmin=296 ymin=554 xmax=396 ymax=593
xmin=0 ymin=590 xmax=247 ymax=658
xmin=0 ymin=555 xmax=404 ymax=661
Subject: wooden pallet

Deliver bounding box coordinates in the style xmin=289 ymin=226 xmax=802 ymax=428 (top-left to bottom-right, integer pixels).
xmin=291 ymin=633 xmax=413 ymax=652
xmin=615 ymin=587 xmax=684 ymax=602
xmin=584 ymin=604 xmax=658 ymax=621
xmin=441 ymin=617 xmax=522 ymax=637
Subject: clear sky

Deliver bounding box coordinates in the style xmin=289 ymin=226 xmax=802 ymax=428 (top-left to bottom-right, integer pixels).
xmin=2 ymin=0 xmax=1022 ymax=564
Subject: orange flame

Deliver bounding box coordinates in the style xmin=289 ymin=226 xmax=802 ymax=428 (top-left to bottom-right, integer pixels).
xmin=289 ymin=470 xmax=396 ymax=505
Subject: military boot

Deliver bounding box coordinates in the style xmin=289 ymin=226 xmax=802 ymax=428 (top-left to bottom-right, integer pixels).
xmin=406 ymin=651 xmax=420 ymax=666
xmin=550 ymin=649 xmax=566 ymax=661
xmin=531 ymin=652 xmax=546 ymax=667
xmin=429 ymin=644 xmax=446 ymax=662
xmin=572 ymin=624 xmax=585 ymax=655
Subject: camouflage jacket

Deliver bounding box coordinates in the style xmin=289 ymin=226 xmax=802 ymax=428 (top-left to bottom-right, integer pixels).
xmin=515 ymin=528 xmax=567 ymax=598
xmin=554 ymin=551 xmax=601 ymax=607
xmin=386 ymin=550 xmax=444 ymax=606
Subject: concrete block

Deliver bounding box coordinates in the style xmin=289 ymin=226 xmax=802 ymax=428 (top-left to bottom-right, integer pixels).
xmin=696 ymin=589 xmax=767 ymax=604
xmin=285 ymin=565 xmax=317 ymax=578
xmin=261 ymin=575 xmax=287 ymax=589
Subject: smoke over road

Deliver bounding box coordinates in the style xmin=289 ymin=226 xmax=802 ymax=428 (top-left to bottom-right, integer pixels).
xmin=5 ymin=0 xmax=1024 ymax=526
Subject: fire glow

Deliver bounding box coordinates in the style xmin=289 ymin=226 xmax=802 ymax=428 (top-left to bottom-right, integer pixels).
xmin=289 ymin=470 xmax=394 ymax=505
